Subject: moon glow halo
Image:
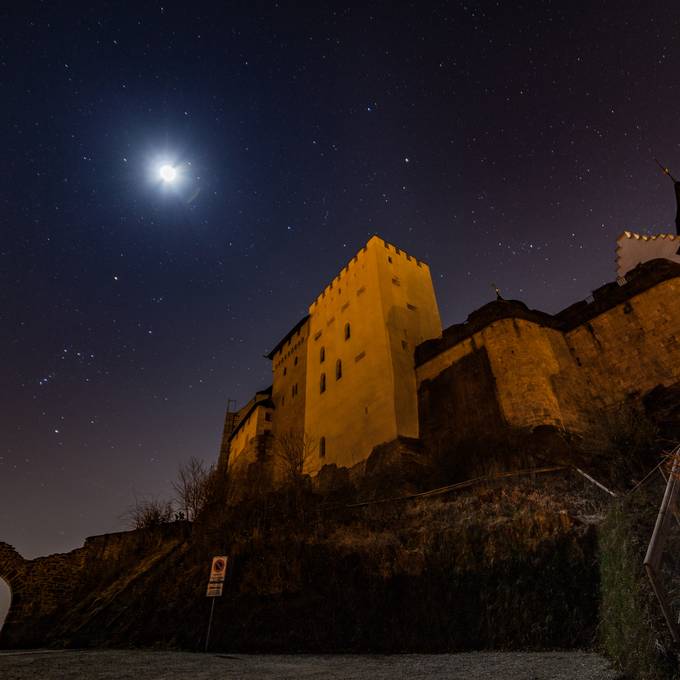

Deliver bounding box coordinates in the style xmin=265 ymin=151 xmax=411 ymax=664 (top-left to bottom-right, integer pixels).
xmin=159 ymin=164 xmax=177 ymax=182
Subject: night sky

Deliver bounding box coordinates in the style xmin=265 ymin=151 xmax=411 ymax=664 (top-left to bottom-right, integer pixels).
xmin=2 ymin=0 xmax=680 ymax=597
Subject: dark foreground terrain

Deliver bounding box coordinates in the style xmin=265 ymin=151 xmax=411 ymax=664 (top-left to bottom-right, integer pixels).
xmin=0 ymin=649 xmax=620 ymax=680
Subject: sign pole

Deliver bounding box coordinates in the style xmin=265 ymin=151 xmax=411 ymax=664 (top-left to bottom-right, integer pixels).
xmin=204 ymin=555 xmax=228 ymax=653
xmin=205 ymin=598 xmax=216 ymax=653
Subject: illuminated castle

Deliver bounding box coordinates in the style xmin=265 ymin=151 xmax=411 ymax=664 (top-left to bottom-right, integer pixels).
xmin=221 ymin=235 xmax=442 ymax=477
xmin=221 ymin=233 xmax=680 ymax=485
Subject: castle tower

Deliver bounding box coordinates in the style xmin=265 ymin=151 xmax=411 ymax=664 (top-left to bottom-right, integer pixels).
xmin=616 ymin=231 xmax=680 ymax=278
xmin=267 ymin=316 xmax=310 ymax=440
xmin=302 ymin=236 xmax=442 ymax=469
xmin=616 ymin=163 xmax=680 ymax=277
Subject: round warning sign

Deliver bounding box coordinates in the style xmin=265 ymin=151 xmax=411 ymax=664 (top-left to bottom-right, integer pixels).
xmin=209 ymin=555 xmax=228 ymax=582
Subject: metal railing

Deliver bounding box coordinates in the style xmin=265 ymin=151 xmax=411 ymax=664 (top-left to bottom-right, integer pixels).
xmin=644 ymin=444 xmax=680 ymax=645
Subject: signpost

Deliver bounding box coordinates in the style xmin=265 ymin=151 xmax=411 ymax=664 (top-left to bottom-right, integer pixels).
xmin=204 ymin=555 xmax=228 ymax=652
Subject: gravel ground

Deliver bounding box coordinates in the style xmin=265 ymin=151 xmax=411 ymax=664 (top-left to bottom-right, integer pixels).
xmin=0 ymin=649 xmax=622 ymax=679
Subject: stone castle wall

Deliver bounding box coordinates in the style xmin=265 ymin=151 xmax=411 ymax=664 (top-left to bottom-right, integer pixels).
xmin=222 ymin=246 xmax=679 ymax=483
xmin=416 ymin=260 xmax=680 ymax=439
xmin=251 ymin=236 xmax=442 ymax=473
xmin=0 ymin=524 xmax=190 ymax=649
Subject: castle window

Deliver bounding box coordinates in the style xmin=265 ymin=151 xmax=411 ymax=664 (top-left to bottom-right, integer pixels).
xmin=283 ymin=367 xmax=287 ymax=376
xmin=392 ymin=277 xmax=401 ymax=286
xmin=344 ymin=322 xmax=351 ymax=340
xmin=314 ymin=330 xmax=322 ymax=341
xmin=320 ymin=346 xmax=325 ymax=363
xmin=401 ymin=340 xmax=408 ymax=350
xmin=320 ymin=373 xmax=326 ymax=393
xmin=341 ymin=302 xmax=349 ymax=311
xmin=357 ymin=286 xmax=366 ymax=296
xmin=281 ymin=395 xmax=285 ymax=406
xmin=355 ymin=351 xmax=365 ymax=362
xmin=336 ymin=359 xmax=342 ymax=380
xmin=294 ymin=356 xmax=298 ymax=366
xmin=319 ymin=437 xmax=326 ymax=458
xmin=388 ymin=256 xmax=393 ymax=263
xmin=265 ymin=412 xmax=272 ymax=422
xmin=407 ymin=303 xmax=417 ymax=311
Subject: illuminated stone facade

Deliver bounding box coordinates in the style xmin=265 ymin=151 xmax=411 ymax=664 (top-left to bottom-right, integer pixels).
xmin=303 ymin=236 xmax=441 ymax=469
xmin=616 ymin=231 xmax=680 ymax=278
xmin=416 ymin=259 xmax=680 ymax=442
xmin=221 ymin=233 xmax=680 ymax=481
xmin=223 ymin=235 xmax=441 ymax=474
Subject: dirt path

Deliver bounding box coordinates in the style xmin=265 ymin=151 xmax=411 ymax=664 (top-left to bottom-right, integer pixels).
xmin=0 ymin=649 xmax=621 ymax=679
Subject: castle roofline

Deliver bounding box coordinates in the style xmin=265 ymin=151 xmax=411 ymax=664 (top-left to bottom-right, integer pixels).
xmin=308 ymin=234 xmax=430 ymax=311
xmin=265 ymin=315 xmax=310 ymax=360
xmin=615 ymin=230 xmax=680 ymax=274
xmin=618 ymin=230 xmax=680 ymax=241
xmin=227 ymin=398 xmax=275 ymax=443
xmin=415 ymin=257 xmax=680 ymax=367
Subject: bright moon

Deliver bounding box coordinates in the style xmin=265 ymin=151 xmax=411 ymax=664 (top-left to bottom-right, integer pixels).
xmin=159 ymin=164 xmax=177 ymax=182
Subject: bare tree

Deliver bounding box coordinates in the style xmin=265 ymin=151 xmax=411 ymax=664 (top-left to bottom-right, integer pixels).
xmin=172 ymin=456 xmax=213 ymax=521
xmin=123 ymin=498 xmax=174 ymax=529
xmin=274 ymin=429 xmax=317 ymax=487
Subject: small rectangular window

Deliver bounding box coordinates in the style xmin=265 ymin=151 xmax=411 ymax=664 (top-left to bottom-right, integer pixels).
xmin=327 ymin=316 xmax=335 ymax=326
xmin=355 ymin=351 xmax=366 ymax=362
xmin=314 ymin=331 xmax=322 ymax=341
xmin=357 ymin=286 xmax=366 ymax=295
xmin=401 ymin=340 xmax=408 ymax=350
xmin=264 ymin=413 xmax=272 ymax=422
xmin=341 ymin=302 xmax=349 ymax=311
xmin=392 ymin=277 xmax=401 ymax=286
xmin=407 ymin=303 xmax=417 ymax=311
